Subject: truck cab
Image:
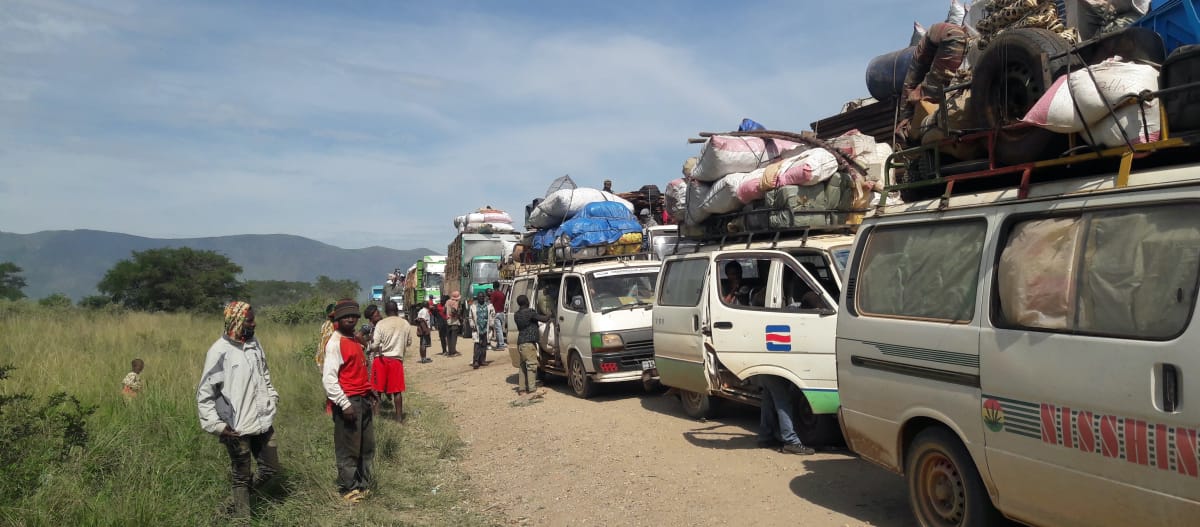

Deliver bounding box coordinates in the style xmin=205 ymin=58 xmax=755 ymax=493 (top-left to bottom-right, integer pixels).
xmin=653 ymin=232 xmax=853 ymax=446
xmin=467 ymin=255 xmax=502 ymax=296
xmin=506 ymin=258 xmax=661 ymax=398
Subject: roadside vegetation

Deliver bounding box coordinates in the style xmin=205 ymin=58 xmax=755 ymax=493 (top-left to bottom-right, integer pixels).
xmin=0 ymin=301 xmax=491 ymax=526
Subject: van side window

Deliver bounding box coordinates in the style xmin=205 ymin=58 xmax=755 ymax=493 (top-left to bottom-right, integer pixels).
xmin=856 ymin=221 xmax=986 ymax=322
xmin=716 ymin=258 xmax=770 ymax=309
xmin=997 ymin=205 xmax=1200 ymax=339
xmin=563 ymin=276 xmax=586 ymax=313
xmin=510 ymin=279 xmax=532 ymax=311
xmin=658 ymin=258 xmax=709 ymax=307
xmin=782 ymin=264 xmax=829 ymax=312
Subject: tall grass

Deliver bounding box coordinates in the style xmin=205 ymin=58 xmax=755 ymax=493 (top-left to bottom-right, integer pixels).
xmin=0 ymin=305 xmax=490 ymax=526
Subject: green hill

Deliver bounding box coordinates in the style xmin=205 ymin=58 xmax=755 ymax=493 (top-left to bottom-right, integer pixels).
xmin=0 ymin=230 xmax=435 ymax=301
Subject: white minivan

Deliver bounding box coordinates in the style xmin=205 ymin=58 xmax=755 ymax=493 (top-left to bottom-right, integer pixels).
xmin=837 ymin=162 xmax=1200 ymax=526
xmin=507 ymin=259 xmax=661 ymax=398
xmin=653 ymin=233 xmax=853 ymax=445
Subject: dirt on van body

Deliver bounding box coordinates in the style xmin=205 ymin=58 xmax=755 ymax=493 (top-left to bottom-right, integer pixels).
xmin=408 ymin=337 xmax=915 ymax=527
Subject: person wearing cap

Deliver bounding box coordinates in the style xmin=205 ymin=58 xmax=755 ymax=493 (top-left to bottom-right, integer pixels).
xmin=639 ymin=208 xmax=658 ymax=227
xmin=196 ymin=301 xmax=281 ymax=518
xmin=322 ymin=298 xmax=376 ymax=503
xmin=467 ymin=291 xmax=496 ymax=369
xmin=602 ymin=179 xmax=613 ymax=193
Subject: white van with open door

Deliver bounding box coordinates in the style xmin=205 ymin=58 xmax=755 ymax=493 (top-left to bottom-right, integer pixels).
xmin=653 ymin=232 xmax=853 ymax=445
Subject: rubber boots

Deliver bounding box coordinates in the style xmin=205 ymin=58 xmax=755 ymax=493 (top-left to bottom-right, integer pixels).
xmin=227 ymin=486 xmax=251 ymax=519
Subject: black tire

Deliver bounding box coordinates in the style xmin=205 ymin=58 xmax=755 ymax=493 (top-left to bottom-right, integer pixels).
xmin=792 ymin=391 xmax=844 ymax=447
xmin=679 ymin=390 xmax=712 ymax=419
xmin=971 ymin=28 xmax=1076 ymax=165
xmin=905 ymin=427 xmax=1001 ymax=527
xmin=567 ymin=352 xmax=595 ymax=399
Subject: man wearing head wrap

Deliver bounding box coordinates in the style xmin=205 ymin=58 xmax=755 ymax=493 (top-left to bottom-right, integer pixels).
xmin=467 ymin=291 xmax=496 ymax=369
xmin=196 ymin=301 xmax=281 ymax=519
xmin=322 ymin=298 xmax=376 ymax=503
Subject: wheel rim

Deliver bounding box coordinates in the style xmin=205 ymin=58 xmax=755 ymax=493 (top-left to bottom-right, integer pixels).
xmin=916 ymin=451 xmax=967 ymax=527
xmin=997 ymin=60 xmax=1039 ymax=123
xmin=569 ymin=356 xmax=585 ymax=394
xmin=681 ymin=391 xmax=702 ymax=410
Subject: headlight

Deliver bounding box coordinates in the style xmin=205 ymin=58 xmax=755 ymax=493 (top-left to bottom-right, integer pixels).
xmin=590 ymin=332 xmax=624 ymax=352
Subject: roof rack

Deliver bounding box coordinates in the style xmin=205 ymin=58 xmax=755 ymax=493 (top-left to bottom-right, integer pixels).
xmin=680 ymin=208 xmax=861 ymax=249
xmin=881 ymin=64 xmax=1200 ymax=209
xmin=506 ymin=250 xmax=658 ymax=278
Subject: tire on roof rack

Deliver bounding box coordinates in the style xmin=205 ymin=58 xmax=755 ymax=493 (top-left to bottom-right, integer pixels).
xmin=970 ymin=28 xmax=1076 ymax=165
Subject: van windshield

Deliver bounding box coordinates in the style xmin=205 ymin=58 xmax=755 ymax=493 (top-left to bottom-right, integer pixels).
xmin=831 ymin=246 xmax=851 ymax=273
xmin=586 ymin=270 xmax=658 ymax=313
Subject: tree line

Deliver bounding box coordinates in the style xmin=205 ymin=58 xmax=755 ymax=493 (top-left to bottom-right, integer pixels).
xmin=0 ymin=247 xmax=360 ymax=319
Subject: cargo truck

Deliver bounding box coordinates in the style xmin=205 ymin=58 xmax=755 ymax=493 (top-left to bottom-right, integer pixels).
xmin=403 ymin=256 xmax=446 ymax=317
xmin=444 ymin=232 xmax=521 ymax=298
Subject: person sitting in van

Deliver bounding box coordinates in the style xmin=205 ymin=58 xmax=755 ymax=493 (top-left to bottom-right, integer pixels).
xmin=721 ymin=261 xmax=752 ymax=306
xmin=784 ymin=275 xmax=824 ymax=311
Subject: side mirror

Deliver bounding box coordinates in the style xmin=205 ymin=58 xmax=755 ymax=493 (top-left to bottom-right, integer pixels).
xmin=571 ymin=296 xmax=585 ymax=310
xmin=817 ymin=307 xmax=837 ymax=317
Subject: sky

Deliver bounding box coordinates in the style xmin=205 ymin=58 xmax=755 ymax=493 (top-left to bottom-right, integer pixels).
xmin=1 ymin=0 xmax=951 ymax=251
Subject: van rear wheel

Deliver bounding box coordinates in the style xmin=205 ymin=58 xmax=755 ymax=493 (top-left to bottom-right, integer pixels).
xmin=905 ymin=428 xmax=1000 ymax=527
xmin=679 ymin=390 xmax=712 ymax=419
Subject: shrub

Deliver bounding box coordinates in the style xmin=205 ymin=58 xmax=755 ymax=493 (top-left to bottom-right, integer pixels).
xmin=0 ymin=365 xmax=95 ymax=503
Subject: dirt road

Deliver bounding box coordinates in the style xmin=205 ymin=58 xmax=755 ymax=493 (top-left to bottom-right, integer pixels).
xmin=409 ymin=337 xmax=914 ymax=527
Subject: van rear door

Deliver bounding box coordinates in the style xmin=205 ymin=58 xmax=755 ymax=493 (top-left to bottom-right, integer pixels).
xmin=653 ymin=256 xmax=711 ymax=395
xmin=980 ymin=202 xmax=1200 ymax=526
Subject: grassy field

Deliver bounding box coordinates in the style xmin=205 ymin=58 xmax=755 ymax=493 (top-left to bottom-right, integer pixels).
xmin=0 ymin=304 xmax=492 ymax=526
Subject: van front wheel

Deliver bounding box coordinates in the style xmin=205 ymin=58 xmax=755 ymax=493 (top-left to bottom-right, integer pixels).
xmin=567 ymin=353 xmax=595 ymax=399
xmin=905 ymin=428 xmax=1000 ymax=527
xmin=679 ymin=390 xmax=712 ymax=419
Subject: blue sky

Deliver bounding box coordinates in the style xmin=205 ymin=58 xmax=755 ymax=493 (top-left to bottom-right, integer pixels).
xmin=1 ymin=0 xmax=950 ymax=251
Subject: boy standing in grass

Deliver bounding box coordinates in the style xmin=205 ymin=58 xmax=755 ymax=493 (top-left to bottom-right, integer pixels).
xmin=196 ymin=301 xmax=282 ymax=519
xmin=368 ymin=300 xmax=416 ymax=422
xmin=122 ymin=358 xmax=144 ymax=398
xmin=322 ymin=298 xmax=376 ymax=503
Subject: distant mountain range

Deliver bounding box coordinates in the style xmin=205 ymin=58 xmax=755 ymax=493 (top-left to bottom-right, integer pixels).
xmin=0 ymin=230 xmax=435 ymax=301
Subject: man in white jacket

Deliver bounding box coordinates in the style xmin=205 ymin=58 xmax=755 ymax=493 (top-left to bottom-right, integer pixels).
xmin=196 ymin=301 xmax=281 ymax=518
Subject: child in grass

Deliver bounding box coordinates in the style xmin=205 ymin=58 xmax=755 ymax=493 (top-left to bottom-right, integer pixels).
xmin=122 ymin=358 xmax=144 ymax=397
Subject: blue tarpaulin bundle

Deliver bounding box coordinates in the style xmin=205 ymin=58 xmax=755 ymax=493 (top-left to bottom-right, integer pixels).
xmin=532 ymin=201 xmax=642 ymax=250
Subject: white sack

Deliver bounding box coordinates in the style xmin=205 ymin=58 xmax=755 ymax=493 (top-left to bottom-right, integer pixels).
xmin=692 ymin=135 xmax=802 ymax=182
xmin=526 ymin=187 xmax=634 ymax=229
xmin=665 ymin=178 xmax=688 ymax=222
xmin=684 ymin=179 xmax=713 ymax=225
xmin=700 ymin=172 xmax=756 ymax=215
xmin=1082 ymin=100 xmax=1162 ymax=147
xmin=1023 ymin=57 xmax=1160 ymax=133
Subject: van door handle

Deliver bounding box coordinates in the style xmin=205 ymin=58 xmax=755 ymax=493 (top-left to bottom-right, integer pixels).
xmin=692 ymin=315 xmax=700 ymax=332
xmin=558 ymin=317 xmax=564 ymax=322
xmin=714 ymin=321 xmax=733 ymax=330
xmin=1162 ymin=363 xmax=1180 ymax=412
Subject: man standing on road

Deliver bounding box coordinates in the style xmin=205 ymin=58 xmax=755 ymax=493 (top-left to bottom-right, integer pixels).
xmin=322 ymin=298 xmax=377 ymax=503
xmin=755 ymin=376 xmax=815 ymax=455
xmin=369 ymin=300 xmax=416 ymax=422
xmin=197 ymin=301 xmax=281 ymax=519
xmin=468 ymin=291 xmax=496 ymax=369
xmin=415 ymin=302 xmax=432 ymax=363
xmin=489 ymin=281 xmax=507 ymax=350
xmin=444 ymin=291 xmax=463 ymax=357
xmin=512 ymin=294 xmax=551 ymax=396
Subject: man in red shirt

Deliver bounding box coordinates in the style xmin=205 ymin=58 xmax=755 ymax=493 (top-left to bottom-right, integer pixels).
xmin=489 ymin=281 xmax=507 ymax=350
xmin=322 ymin=298 xmax=376 ymax=504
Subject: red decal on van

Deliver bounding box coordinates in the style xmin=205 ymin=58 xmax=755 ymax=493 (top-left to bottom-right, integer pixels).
xmin=1040 ymin=404 xmax=1059 ymax=445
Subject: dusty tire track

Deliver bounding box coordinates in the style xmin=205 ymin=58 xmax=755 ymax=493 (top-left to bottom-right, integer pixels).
xmin=408 ymin=336 xmax=914 ymax=527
